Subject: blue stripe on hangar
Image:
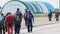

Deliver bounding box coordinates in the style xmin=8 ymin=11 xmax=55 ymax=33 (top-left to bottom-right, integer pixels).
xmin=30 ymin=2 xmax=43 ymax=14
xmin=42 ymin=2 xmax=55 ymax=12
xmin=21 ymin=1 xmax=35 ymax=13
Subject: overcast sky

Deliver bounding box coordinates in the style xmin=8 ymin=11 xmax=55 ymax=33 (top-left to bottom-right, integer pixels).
xmin=0 ymin=0 xmax=59 ymax=9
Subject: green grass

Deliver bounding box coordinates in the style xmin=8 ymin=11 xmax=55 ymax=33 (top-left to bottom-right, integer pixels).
xmin=34 ymin=13 xmax=55 ymax=17
xmin=0 ymin=13 xmax=55 ymax=18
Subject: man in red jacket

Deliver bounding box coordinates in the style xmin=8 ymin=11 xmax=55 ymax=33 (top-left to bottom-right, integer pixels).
xmin=4 ymin=12 xmax=14 ymax=34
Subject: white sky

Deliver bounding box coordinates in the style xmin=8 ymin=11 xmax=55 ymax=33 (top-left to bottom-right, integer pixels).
xmin=0 ymin=0 xmax=59 ymax=9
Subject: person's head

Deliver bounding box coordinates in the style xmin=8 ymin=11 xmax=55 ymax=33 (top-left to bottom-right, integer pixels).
xmin=25 ymin=9 xmax=28 ymax=13
xmin=29 ymin=11 xmax=31 ymax=13
xmin=29 ymin=11 xmax=33 ymax=15
xmin=7 ymin=12 xmax=11 ymax=15
xmin=16 ymin=8 xmax=21 ymax=13
xmin=26 ymin=10 xmax=28 ymax=13
xmin=25 ymin=9 xmax=28 ymax=11
xmin=17 ymin=8 xmax=19 ymax=11
xmin=1 ymin=13 xmax=3 ymax=16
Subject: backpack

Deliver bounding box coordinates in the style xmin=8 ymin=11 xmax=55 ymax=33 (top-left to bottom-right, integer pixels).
xmin=15 ymin=13 xmax=22 ymax=21
xmin=27 ymin=14 xmax=32 ymax=21
xmin=15 ymin=15 xmax=20 ymax=21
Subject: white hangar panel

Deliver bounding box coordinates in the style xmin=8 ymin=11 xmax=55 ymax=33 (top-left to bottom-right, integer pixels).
xmin=27 ymin=2 xmax=37 ymax=14
xmin=2 ymin=1 xmax=27 ymax=15
xmin=36 ymin=1 xmax=49 ymax=13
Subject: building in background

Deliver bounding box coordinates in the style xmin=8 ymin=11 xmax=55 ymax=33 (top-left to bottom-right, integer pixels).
xmin=1 ymin=1 xmax=55 ymax=15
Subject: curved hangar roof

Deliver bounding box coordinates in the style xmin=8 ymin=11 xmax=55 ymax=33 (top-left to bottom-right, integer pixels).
xmin=1 ymin=1 xmax=55 ymax=15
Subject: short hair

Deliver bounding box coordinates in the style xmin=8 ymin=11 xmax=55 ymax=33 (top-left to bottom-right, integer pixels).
xmin=17 ymin=8 xmax=19 ymax=10
xmin=7 ymin=12 xmax=11 ymax=14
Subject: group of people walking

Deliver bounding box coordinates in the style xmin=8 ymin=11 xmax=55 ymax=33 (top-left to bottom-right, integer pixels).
xmin=48 ymin=11 xmax=60 ymax=21
xmin=0 ymin=8 xmax=59 ymax=34
xmin=0 ymin=8 xmax=34 ymax=34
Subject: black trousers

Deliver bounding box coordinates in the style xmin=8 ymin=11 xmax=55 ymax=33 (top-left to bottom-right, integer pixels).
xmin=56 ymin=18 xmax=59 ymax=21
xmin=0 ymin=25 xmax=6 ymax=34
xmin=49 ymin=18 xmax=52 ymax=21
xmin=0 ymin=25 xmax=2 ymax=34
xmin=15 ymin=25 xmax=21 ymax=34
xmin=2 ymin=25 xmax=5 ymax=34
xmin=27 ymin=25 xmax=33 ymax=32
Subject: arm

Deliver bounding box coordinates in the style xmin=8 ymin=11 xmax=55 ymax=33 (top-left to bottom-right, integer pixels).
xmin=24 ymin=14 xmax=26 ymax=20
xmin=4 ymin=16 xmax=8 ymax=26
xmin=32 ymin=14 xmax=34 ymax=23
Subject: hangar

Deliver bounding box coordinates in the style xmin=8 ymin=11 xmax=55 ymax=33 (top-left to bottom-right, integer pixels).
xmin=1 ymin=1 xmax=55 ymax=15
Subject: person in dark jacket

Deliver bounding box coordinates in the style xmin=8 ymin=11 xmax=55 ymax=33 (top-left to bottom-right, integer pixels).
xmin=55 ymin=11 xmax=60 ymax=21
xmin=14 ymin=8 xmax=22 ymax=34
xmin=48 ymin=12 xmax=52 ymax=21
xmin=24 ymin=9 xmax=29 ymax=27
xmin=26 ymin=11 xmax=34 ymax=33
xmin=0 ymin=13 xmax=5 ymax=34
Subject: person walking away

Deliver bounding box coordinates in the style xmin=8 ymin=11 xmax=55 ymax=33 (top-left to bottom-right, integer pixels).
xmin=0 ymin=13 xmax=5 ymax=34
xmin=14 ymin=8 xmax=22 ymax=34
xmin=55 ymin=11 xmax=60 ymax=21
xmin=26 ymin=11 xmax=34 ymax=33
xmin=48 ymin=12 xmax=52 ymax=21
xmin=24 ymin=9 xmax=29 ymax=27
xmin=2 ymin=13 xmax=5 ymax=34
xmin=4 ymin=12 xmax=14 ymax=34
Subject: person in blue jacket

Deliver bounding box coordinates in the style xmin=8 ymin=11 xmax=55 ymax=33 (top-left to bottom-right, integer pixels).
xmin=26 ymin=11 xmax=34 ymax=33
xmin=0 ymin=13 xmax=5 ymax=34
